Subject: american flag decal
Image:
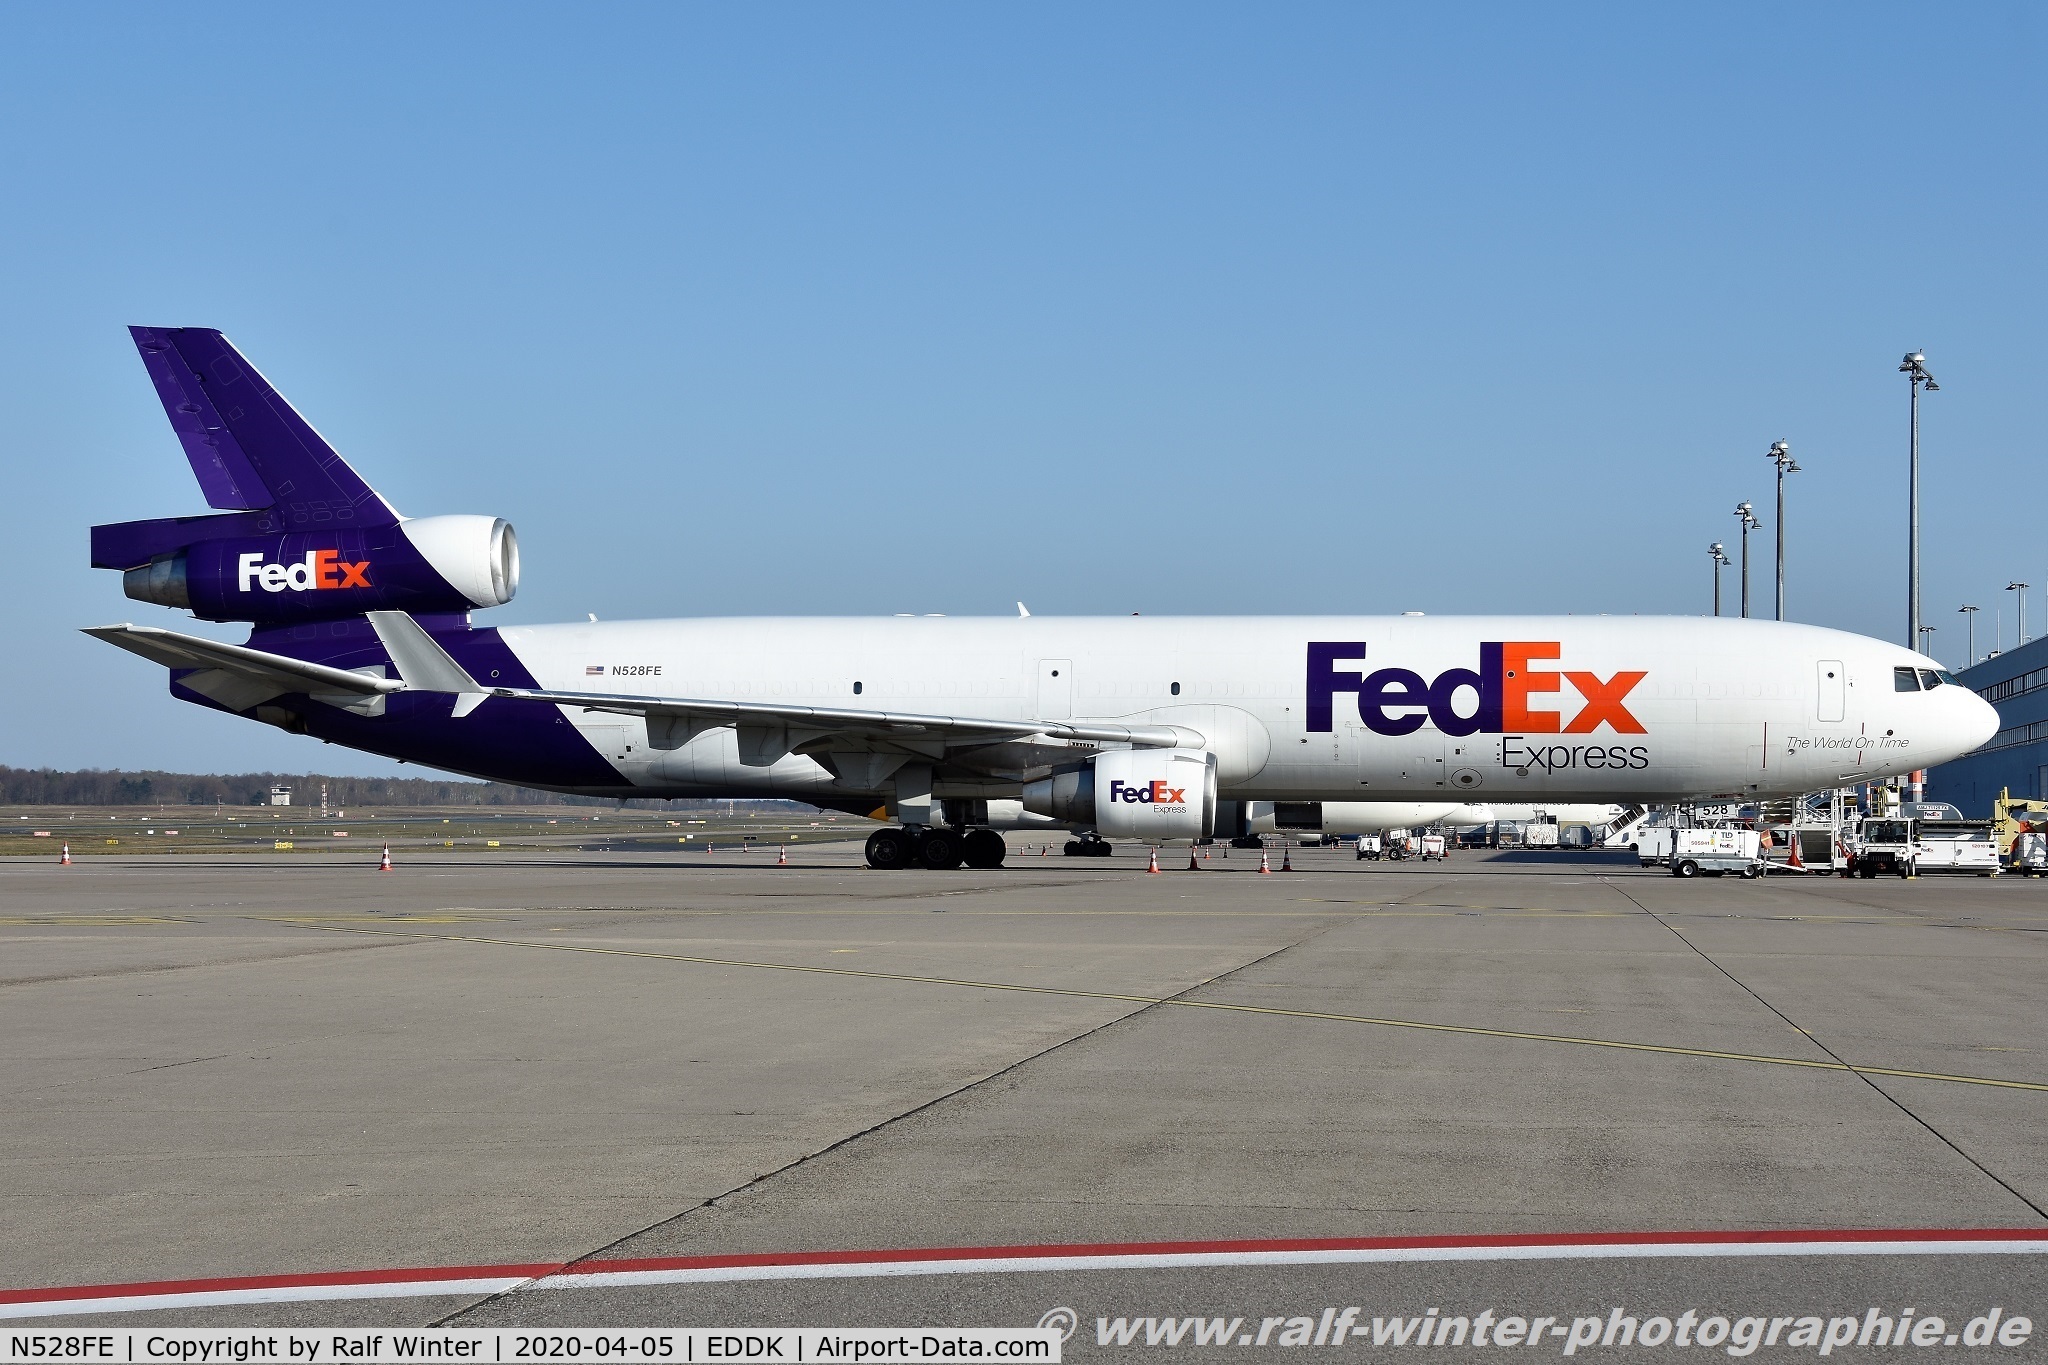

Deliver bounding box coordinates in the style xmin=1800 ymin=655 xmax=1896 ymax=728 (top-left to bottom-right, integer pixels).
xmin=585 ymin=665 xmax=605 ymax=676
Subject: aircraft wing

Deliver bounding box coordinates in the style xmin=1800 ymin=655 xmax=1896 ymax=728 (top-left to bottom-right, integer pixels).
xmin=488 ymin=683 xmax=1200 ymax=747
xmin=361 ymin=611 xmax=1203 ymax=759
xmin=84 ymin=623 xmax=401 ymax=713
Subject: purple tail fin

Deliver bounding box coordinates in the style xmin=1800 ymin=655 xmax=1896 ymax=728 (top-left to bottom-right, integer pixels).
xmin=128 ymin=327 xmax=398 ymax=527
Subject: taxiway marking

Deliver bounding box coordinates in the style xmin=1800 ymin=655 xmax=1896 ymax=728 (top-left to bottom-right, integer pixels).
xmin=5 ymin=1228 xmax=2045 ymax=1319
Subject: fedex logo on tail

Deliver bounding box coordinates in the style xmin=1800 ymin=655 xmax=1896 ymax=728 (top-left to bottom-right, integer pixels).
xmin=1307 ymin=641 xmax=1646 ymax=737
xmin=1108 ymin=778 xmax=1188 ymax=806
xmin=237 ymin=550 xmax=372 ymax=594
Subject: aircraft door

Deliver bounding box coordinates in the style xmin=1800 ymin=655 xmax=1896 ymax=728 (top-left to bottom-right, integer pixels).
xmin=1817 ymin=660 xmax=1845 ymax=722
xmin=1036 ymin=659 xmax=1073 ymax=720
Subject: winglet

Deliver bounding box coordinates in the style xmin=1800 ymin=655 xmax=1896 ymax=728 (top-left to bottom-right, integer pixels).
xmin=365 ymin=611 xmax=489 ymax=716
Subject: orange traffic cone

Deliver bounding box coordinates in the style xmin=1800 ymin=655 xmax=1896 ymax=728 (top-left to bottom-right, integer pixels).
xmin=378 ymin=844 xmax=392 ymax=872
xmin=1787 ymin=834 xmax=1804 ymax=871
xmin=1281 ymin=848 xmax=1294 ymax=872
xmin=777 ymin=844 xmax=788 ymax=865
xmin=1041 ymin=844 xmax=1048 ymax=856
xmin=59 ymin=842 xmax=71 ymax=865
xmin=1258 ymin=850 xmax=1272 ymax=874
xmin=1147 ymin=847 xmax=1161 ymax=874
xmin=1186 ymin=844 xmax=1200 ymax=870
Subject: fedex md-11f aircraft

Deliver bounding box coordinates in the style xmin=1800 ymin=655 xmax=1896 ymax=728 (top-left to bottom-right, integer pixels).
xmin=88 ymin=328 xmax=1998 ymax=869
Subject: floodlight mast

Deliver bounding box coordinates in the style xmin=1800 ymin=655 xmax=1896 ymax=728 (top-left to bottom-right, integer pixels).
xmin=2009 ymin=582 xmax=2030 ymax=646
xmin=1768 ymin=441 xmax=1798 ymax=620
xmin=1734 ymin=502 xmax=1762 ymax=618
xmin=1901 ymin=351 xmax=1938 ymax=650
xmin=1960 ymin=604 xmax=1979 ymax=667
xmin=1709 ymin=542 xmax=1730 ymax=616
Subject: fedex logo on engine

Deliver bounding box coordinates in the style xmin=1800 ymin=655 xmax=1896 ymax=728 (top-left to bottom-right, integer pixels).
xmin=236 ymin=550 xmax=372 ymax=594
xmin=1108 ymin=778 xmax=1188 ymax=807
xmin=1307 ymin=641 xmax=1646 ymax=737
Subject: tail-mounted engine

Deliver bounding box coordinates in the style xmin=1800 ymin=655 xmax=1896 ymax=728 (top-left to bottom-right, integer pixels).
xmin=97 ymin=513 xmax=518 ymax=624
xmin=1022 ymin=748 xmax=1218 ymax=841
xmin=93 ymin=326 xmax=521 ymax=625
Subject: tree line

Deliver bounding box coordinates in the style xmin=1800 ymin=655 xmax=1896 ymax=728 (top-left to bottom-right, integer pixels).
xmin=0 ymin=766 xmax=784 ymax=811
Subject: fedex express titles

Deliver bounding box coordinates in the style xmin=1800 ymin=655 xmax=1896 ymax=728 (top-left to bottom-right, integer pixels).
xmin=1308 ymin=640 xmax=1652 ymax=771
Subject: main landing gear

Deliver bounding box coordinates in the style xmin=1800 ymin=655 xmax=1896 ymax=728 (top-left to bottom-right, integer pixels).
xmin=865 ymin=826 xmax=1009 ymax=870
xmin=1063 ymin=836 xmax=1113 ymax=857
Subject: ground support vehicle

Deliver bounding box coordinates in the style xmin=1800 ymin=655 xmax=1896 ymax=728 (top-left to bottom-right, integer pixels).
xmin=1521 ymin=823 xmax=1561 ymax=850
xmin=1993 ymin=789 xmax=2047 ymax=862
xmin=2011 ymin=831 xmax=2048 ymax=876
xmin=1419 ymin=833 xmax=1447 ymax=861
xmin=1913 ymin=819 xmax=2000 ymax=876
xmin=1847 ymin=818 xmax=1917 ymax=878
xmin=1669 ymin=827 xmax=1766 ymax=879
xmin=1354 ymin=833 xmax=1383 ymax=861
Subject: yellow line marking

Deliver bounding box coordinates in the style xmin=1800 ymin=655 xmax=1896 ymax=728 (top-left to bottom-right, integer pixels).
xmin=245 ymin=915 xmax=507 ymax=924
xmin=311 ymin=924 xmax=2048 ymax=1096
xmin=0 ymin=916 xmax=197 ymax=926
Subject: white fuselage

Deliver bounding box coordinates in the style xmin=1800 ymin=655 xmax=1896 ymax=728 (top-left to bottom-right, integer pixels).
xmin=494 ymin=614 xmax=1996 ymax=805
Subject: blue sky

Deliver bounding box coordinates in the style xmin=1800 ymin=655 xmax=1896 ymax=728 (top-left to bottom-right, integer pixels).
xmin=2 ymin=4 xmax=2043 ymax=774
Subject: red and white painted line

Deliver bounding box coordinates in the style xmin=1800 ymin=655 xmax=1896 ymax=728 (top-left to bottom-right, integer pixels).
xmin=4 ymin=1230 xmax=2044 ymax=1320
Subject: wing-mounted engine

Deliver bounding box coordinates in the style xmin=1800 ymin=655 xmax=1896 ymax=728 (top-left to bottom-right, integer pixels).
xmin=1022 ymin=748 xmax=1219 ymax=841
xmin=97 ymin=514 xmax=519 ymax=624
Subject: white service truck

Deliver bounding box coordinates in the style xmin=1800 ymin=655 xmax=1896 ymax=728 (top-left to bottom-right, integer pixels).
xmin=1847 ymin=818 xmax=1917 ymax=878
xmin=1911 ymin=818 xmax=2000 ymax=876
xmin=1669 ymin=827 xmax=1766 ymax=879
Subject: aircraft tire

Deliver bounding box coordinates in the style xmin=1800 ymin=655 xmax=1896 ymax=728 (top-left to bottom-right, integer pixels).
xmin=1063 ymin=840 xmax=1083 ymax=856
xmin=962 ymin=828 xmax=1007 ymax=868
xmin=1087 ymin=840 xmax=1113 ymax=857
xmin=918 ymin=828 xmax=964 ymax=871
xmin=865 ymin=828 xmax=912 ymax=870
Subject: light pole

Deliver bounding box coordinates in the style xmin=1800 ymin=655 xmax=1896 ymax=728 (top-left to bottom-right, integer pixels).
xmin=1959 ymin=605 xmax=1979 ymax=666
xmin=1710 ymin=542 xmax=1730 ymax=615
xmin=1767 ymin=440 xmax=1798 ymax=620
xmin=2009 ymin=582 xmax=2030 ymax=646
xmin=1901 ymin=351 xmax=1938 ymax=648
xmin=1919 ymin=625 xmax=1937 ymax=662
xmin=1734 ymin=502 xmax=1763 ymax=618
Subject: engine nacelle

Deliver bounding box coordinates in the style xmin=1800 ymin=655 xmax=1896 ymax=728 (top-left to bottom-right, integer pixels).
xmin=1022 ymin=749 xmax=1217 ymax=841
xmin=939 ymin=799 xmax=1065 ymax=831
xmin=1250 ymin=800 xmax=1461 ymax=834
xmin=110 ymin=514 xmax=518 ymax=623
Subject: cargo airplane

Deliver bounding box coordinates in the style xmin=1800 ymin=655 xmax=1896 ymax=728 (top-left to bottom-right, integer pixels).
xmin=88 ymin=328 xmax=1998 ymax=869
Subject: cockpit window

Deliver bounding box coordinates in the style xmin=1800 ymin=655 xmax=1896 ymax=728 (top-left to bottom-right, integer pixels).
xmin=1936 ymin=670 xmax=1960 ymax=685
xmin=1919 ymin=669 xmax=1943 ymax=689
xmin=1894 ymin=666 xmax=1922 ymax=692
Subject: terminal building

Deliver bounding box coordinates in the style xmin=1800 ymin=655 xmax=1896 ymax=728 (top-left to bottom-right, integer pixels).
xmin=1925 ymin=635 xmax=2048 ymax=815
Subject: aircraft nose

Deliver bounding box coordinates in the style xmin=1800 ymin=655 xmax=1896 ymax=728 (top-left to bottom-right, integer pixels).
xmin=1956 ymin=686 xmax=2000 ymax=755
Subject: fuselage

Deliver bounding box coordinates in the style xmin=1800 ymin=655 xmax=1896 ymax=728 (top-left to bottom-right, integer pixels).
xmin=260 ymin=612 xmax=1997 ymax=807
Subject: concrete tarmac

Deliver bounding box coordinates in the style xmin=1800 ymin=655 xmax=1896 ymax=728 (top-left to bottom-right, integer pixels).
xmin=2 ymin=843 xmax=2043 ymax=1347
